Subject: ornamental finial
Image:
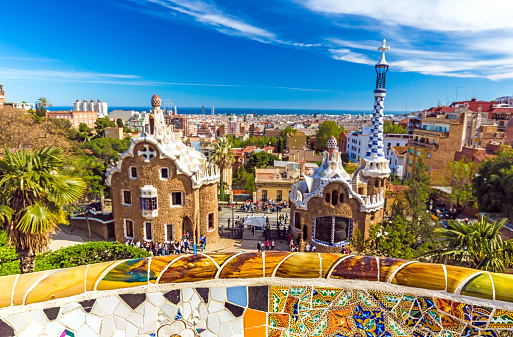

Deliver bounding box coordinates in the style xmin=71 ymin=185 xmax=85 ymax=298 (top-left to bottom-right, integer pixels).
xmin=377 ymin=39 xmax=390 ymax=66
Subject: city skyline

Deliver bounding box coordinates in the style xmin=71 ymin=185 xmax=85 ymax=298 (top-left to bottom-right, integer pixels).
xmin=2 ymin=0 xmax=513 ymax=110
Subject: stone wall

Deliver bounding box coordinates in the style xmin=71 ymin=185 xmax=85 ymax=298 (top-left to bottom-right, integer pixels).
xmin=110 ymin=141 xmax=218 ymax=244
xmin=0 ymin=253 xmax=512 ymax=337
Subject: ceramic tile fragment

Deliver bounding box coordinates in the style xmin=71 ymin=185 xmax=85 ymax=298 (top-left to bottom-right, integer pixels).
xmin=191 ymin=292 xmax=201 ymax=309
xmin=100 ymin=317 xmax=116 ymax=337
xmin=26 ymin=310 xmax=47 ymax=324
xmin=114 ymin=301 xmax=132 ymax=318
xmin=211 ymin=287 xmax=226 ymax=302
xmin=199 ymin=303 xmax=208 ymax=320
xmin=12 ymin=270 xmax=53 ymax=305
xmin=208 ymin=300 xmax=225 ymax=313
xmin=43 ymin=307 xmax=60 ymax=321
xmin=114 ymin=315 xmax=126 ymax=329
xmin=160 ymin=302 xmax=178 ymax=320
xmin=98 ymin=296 xmax=120 ymax=315
xmin=227 ymin=286 xmax=247 ymax=307
xmin=219 ymin=322 xmax=232 ymax=337
xmin=61 ymin=302 xmax=81 ymax=314
xmin=183 ymin=288 xmax=194 ymax=302
xmin=125 ymin=322 xmax=138 ymax=337
xmin=225 ymin=302 xmax=244 ymax=317
xmin=86 ymin=314 xmax=101 ymax=334
xmin=85 ymin=260 xmax=119 ymax=291
xmin=18 ymin=322 xmax=44 ymax=337
xmin=119 ymin=293 xmax=146 ymax=310
xmin=275 ymin=253 xmax=320 ymax=278
xmin=0 ymin=275 xmax=17 ymax=308
xmin=219 ymin=309 xmax=235 ymax=323
xmin=219 ymin=253 xmax=264 ymax=278
xmin=248 ymin=286 xmax=268 ymax=312
xmin=126 ymin=312 xmax=143 ymax=327
xmin=461 ymin=273 xmax=494 ymax=300
xmin=159 ymin=255 xmax=217 ymax=283
xmin=79 ymin=299 xmax=96 ymax=313
xmin=25 ymin=265 xmax=87 ymax=304
xmin=196 ymin=287 xmax=209 ymax=303
xmin=207 ymin=313 xmax=220 ymax=334
xmin=60 ymin=308 xmax=86 ymax=331
xmin=91 ymin=302 xmax=103 ymax=316
xmin=331 ymin=256 xmax=378 ymax=280
xmin=97 ymin=258 xmax=149 ymax=290
xmin=139 ymin=322 xmax=157 ymax=335
xmin=43 ymin=321 xmax=64 ymax=336
xmin=232 ymin=317 xmax=243 ymax=334
xmin=143 ymin=302 xmax=157 ymax=325
xmin=76 ymin=324 xmax=95 ymax=337
xmin=164 ymin=289 xmax=180 ymax=304
xmin=147 ymin=292 xmax=166 ymax=307
xmin=4 ymin=313 xmax=29 ymax=333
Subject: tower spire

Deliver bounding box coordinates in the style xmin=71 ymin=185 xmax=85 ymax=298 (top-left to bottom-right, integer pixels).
xmin=375 ymin=39 xmax=390 ymax=90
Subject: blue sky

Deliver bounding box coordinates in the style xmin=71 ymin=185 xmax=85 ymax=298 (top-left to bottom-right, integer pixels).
xmin=1 ymin=0 xmax=513 ymax=110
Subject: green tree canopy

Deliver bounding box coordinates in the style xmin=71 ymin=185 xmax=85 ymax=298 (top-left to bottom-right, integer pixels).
xmin=94 ymin=117 xmax=116 ymax=137
xmin=473 ymin=146 xmax=513 ymax=219
xmin=426 ymin=217 xmax=513 ymax=273
xmin=210 ymin=138 xmax=235 ymax=192
xmin=35 ymin=97 xmax=52 ymax=117
xmin=444 ymin=159 xmax=475 ymax=218
xmin=383 ymin=120 xmax=408 ymax=134
xmin=82 ymin=137 xmax=131 ymax=162
xmin=315 ymin=121 xmax=343 ymax=151
xmin=245 ymin=151 xmax=279 ymax=174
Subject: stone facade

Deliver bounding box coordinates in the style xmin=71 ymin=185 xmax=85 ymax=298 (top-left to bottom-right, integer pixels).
xmin=107 ymin=95 xmax=220 ymax=244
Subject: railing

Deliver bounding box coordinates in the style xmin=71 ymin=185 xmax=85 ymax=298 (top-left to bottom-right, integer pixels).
xmin=218 ymin=227 xmax=243 ymax=239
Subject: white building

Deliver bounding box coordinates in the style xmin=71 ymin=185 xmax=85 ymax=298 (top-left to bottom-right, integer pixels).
xmin=389 ymin=146 xmax=408 ymax=179
xmin=347 ymin=126 xmax=412 ymax=166
xmin=73 ymin=99 xmax=108 ymax=118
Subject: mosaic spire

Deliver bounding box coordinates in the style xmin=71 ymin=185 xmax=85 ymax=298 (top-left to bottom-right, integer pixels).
xmin=364 ymin=39 xmax=390 ymax=160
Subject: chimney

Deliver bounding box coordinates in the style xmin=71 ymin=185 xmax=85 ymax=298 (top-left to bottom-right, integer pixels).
xmin=478 ymin=105 xmax=482 ymax=113
xmin=0 ymin=84 xmax=3 ymax=93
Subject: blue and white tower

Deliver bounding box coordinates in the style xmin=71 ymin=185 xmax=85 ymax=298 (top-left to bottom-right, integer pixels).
xmin=359 ymin=40 xmax=392 ymax=180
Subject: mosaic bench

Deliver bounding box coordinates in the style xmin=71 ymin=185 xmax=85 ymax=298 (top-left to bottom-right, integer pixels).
xmin=0 ymin=252 xmax=512 ymax=336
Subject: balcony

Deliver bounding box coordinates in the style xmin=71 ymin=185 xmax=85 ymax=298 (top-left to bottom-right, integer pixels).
xmin=142 ymin=209 xmax=158 ymax=219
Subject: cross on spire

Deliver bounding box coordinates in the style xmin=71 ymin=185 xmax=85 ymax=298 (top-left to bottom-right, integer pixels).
xmin=377 ymin=39 xmax=390 ymax=65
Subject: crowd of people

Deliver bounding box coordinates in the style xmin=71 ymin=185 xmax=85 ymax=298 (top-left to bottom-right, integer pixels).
xmin=125 ymin=232 xmax=208 ymax=256
xmin=231 ymin=199 xmax=288 ymax=214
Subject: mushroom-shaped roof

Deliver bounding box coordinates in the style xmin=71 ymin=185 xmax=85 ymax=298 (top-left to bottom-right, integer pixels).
xmin=151 ymin=94 xmax=161 ymax=108
xmin=327 ymin=136 xmax=338 ymax=149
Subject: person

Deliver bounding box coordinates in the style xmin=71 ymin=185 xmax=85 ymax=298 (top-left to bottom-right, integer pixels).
xmin=193 ymin=242 xmax=197 ymax=254
xmin=228 ymin=218 xmax=231 ymax=227
xmin=271 ymin=240 xmax=275 ymax=251
xmin=311 ymin=244 xmax=316 ymax=252
xmin=265 ymin=240 xmax=270 ymax=251
xmin=257 ymin=241 xmax=261 ymax=252
xmin=305 ymin=243 xmax=311 ymax=252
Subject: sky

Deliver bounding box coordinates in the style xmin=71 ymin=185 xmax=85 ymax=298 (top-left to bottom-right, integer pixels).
xmin=2 ymin=0 xmax=513 ymax=110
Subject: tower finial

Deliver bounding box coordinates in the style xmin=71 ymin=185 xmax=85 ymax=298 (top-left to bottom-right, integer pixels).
xmin=375 ymin=39 xmax=390 ymax=89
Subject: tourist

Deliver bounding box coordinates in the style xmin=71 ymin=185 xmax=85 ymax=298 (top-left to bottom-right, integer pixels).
xmin=271 ymin=240 xmax=275 ymax=250
xmin=311 ymin=244 xmax=316 ymax=252
xmin=265 ymin=240 xmax=270 ymax=251
xmin=305 ymin=243 xmax=311 ymax=252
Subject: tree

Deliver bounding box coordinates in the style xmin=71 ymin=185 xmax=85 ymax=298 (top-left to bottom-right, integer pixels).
xmin=116 ymin=118 xmax=124 ymax=128
xmin=315 ymin=121 xmax=343 ymax=151
xmin=383 ymin=121 xmax=408 ymax=134
xmin=94 ymin=117 xmax=116 ymax=137
xmin=0 ymin=147 xmax=86 ymax=273
xmin=473 ymin=147 xmax=513 ymax=220
xmin=245 ymin=151 xmax=279 ymax=174
xmin=210 ymin=138 xmax=235 ymax=193
xmin=444 ymin=160 xmax=475 ymax=218
xmin=426 ymin=217 xmax=513 ymax=273
xmin=35 ymin=97 xmax=52 ymax=117
xmin=353 ymin=216 xmax=417 ymax=260
xmin=82 ymin=137 xmax=131 ymax=162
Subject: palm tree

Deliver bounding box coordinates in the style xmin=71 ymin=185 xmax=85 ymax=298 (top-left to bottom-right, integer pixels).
xmin=35 ymin=97 xmax=52 ymax=117
xmin=426 ymin=217 xmax=513 ymax=273
xmin=210 ymin=138 xmax=235 ymax=193
xmin=0 ymin=147 xmax=86 ymax=273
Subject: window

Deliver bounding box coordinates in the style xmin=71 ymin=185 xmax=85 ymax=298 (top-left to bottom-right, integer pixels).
xmin=426 ymin=166 xmax=429 ymax=171
xmin=294 ymin=212 xmax=301 ymax=229
xmin=371 ymin=213 xmax=375 ymax=221
xmin=141 ymin=197 xmax=157 ymax=210
xmin=144 ymin=222 xmax=152 ymax=241
xmin=417 ymin=150 xmax=421 ymax=157
xmin=262 ymin=190 xmax=267 ymax=201
xmin=165 ymin=224 xmax=174 ymax=242
xmin=339 ymin=193 xmax=344 ymax=203
xmin=332 ymin=190 xmax=338 ymax=206
xmin=124 ymin=219 xmax=134 ymax=239
xmin=122 ymin=190 xmax=132 ymax=205
xmin=427 ymin=152 xmax=430 ymax=158
xmin=374 ymin=180 xmax=379 ymax=188
xmin=208 ymin=213 xmax=215 ymax=230
xmin=277 ymin=190 xmax=282 ymax=201
xmin=161 ymin=168 xmax=169 ymax=179
xmin=314 ymin=216 xmax=350 ymax=245
xmin=171 ymin=192 xmax=183 ymax=206
xmin=408 ymin=161 xmax=412 ymax=167
xmin=407 ymin=172 xmax=411 ymax=178
xmin=130 ymin=167 xmax=138 ymax=179
xmin=410 ymin=148 xmax=413 ymax=154
xmin=325 ymin=193 xmax=330 ymax=203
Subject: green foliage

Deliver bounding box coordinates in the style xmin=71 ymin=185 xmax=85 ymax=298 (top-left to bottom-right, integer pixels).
xmin=315 ymin=121 xmax=343 ymax=151
xmin=473 ymin=146 xmax=513 ymax=219
xmin=94 ymin=117 xmax=116 ymax=137
xmin=226 ymin=135 xmax=278 ymax=150
xmin=245 ymin=151 xmax=279 ymax=174
xmin=233 ymin=168 xmax=255 ymax=193
xmin=344 ymin=162 xmax=359 ymax=174
xmin=0 ymin=237 xmax=151 ymax=276
xmin=116 ymin=118 xmax=124 ymax=128
xmin=427 ymin=217 xmax=513 ymax=273
xmin=210 ymin=138 xmax=235 ymax=190
xmin=82 ymin=137 xmax=131 ymax=161
xmin=65 ymin=154 xmax=106 ymax=199
xmin=356 ymin=216 xmax=417 ymax=260
xmin=444 ymin=160 xmax=475 ymax=218
xmin=383 ymin=120 xmax=408 ymax=134
xmin=35 ymin=97 xmax=52 ymax=117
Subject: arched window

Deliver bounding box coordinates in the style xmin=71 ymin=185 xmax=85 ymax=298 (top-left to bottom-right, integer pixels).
xmin=303 ymin=225 xmax=308 ymax=241
xmin=294 ymin=212 xmax=301 ymax=230
xmin=149 ymin=116 xmax=155 ymax=134
xmin=374 ymin=180 xmax=379 ymax=188
xmin=314 ymin=216 xmax=350 ymax=245
xmin=339 ymin=193 xmax=344 ymax=203
xmin=332 ymin=190 xmax=338 ymax=206
xmin=325 ymin=193 xmax=330 ymax=203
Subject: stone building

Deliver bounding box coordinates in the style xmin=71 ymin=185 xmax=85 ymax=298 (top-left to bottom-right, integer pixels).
xmin=106 ymin=94 xmax=220 ymax=244
xmin=289 ymin=40 xmax=391 ymax=252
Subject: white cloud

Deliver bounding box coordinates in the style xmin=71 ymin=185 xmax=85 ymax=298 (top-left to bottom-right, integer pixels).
xmin=329 ymin=48 xmax=374 ymax=65
xmin=299 ymin=0 xmax=513 ymax=33
xmin=145 ymin=0 xmax=276 ymax=41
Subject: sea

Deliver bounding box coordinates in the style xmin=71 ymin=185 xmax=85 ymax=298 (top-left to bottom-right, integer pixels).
xmin=49 ymin=107 xmax=407 ymax=116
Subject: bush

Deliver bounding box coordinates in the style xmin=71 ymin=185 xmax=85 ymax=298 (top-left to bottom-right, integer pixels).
xmin=0 ymin=237 xmax=151 ymax=276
